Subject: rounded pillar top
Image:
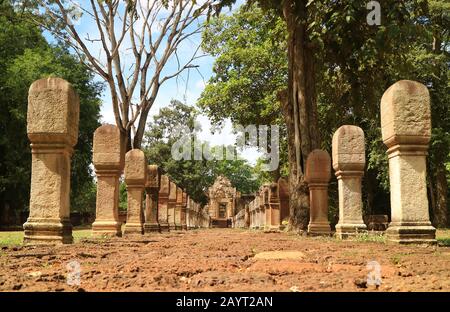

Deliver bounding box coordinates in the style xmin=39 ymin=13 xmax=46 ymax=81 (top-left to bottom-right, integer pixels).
xmin=182 ymin=191 xmax=188 ymax=205
xmin=381 ymin=80 xmax=431 ymax=147
xmin=332 ymin=125 xmax=365 ymax=171
xmin=27 ymin=77 xmax=80 ymax=146
xmin=159 ymin=175 xmax=170 ymax=196
xmin=277 ymin=177 xmax=289 ymax=200
xmin=176 ymin=186 xmax=183 ymax=204
xmin=146 ymin=165 xmax=160 ymax=188
xmin=124 ymin=149 xmax=147 ymax=185
xmin=269 ymin=182 xmax=279 ymax=202
xmin=93 ymin=124 xmax=124 ymax=170
xmin=169 ymin=181 xmax=177 ymax=200
xmin=305 ymin=149 xmax=331 ymax=184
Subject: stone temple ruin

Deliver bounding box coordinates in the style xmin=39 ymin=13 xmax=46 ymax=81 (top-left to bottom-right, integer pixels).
xmin=206 ymin=176 xmax=237 ymax=228
xmin=24 ymin=78 xmax=436 ymax=245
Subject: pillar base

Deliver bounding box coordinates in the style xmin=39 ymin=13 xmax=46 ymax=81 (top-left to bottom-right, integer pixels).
xmin=169 ymin=224 xmax=176 ymax=230
xmin=264 ymin=226 xmax=280 ymax=233
xmin=175 ymin=225 xmax=182 ymax=230
xmin=124 ymin=223 xmax=144 ymax=235
xmin=144 ymin=223 xmax=160 ymax=233
xmin=307 ymin=222 xmax=332 ymax=236
xmin=23 ymin=218 xmax=73 ymax=244
xmin=181 ymin=225 xmax=188 ymax=230
xmin=158 ymin=222 xmax=169 ymax=232
xmin=335 ymin=223 xmax=367 ymax=239
xmin=92 ymin=220 xmax=122 ymax=237
xmin=386 ymin=222 xmax=436 ymax=245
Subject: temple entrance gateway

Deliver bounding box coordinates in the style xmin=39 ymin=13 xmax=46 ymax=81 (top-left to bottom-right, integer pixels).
xmin=207 ymin=176 xmax=238 ymax=228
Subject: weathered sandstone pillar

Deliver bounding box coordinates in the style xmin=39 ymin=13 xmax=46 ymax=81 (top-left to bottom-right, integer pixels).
xmin=265 ymin=182 xmax=281 ymax=232
xmin=174 ymin=186 xmax=182 ymax=230
xmin=244 ymin=204 xmax=250 ymax=228
xmin=24 ymin=78 xmax=79 ymax=244
xmin=144 ymin=165 xmax=160 ymax=233
xmin=124 ymin=149 xmax=146 ymax=235
xmin=168 ymin=181 xmax=177 ymax=230
xmin=254 ymin=194 xmax=260 ymax=229
xmin=92 ymin=124 xmax=124 ymax=237
xmin=158 ymin=175 xmax=170 ymax=232
xmin=333 ymin=125 xmax=367 ymax=238
xmin=381 ymin=80 xmax=436 ymax=244
xmin=186 ymin=196 xmax=191 ymax=230
xmin=278 ymin=178 xmax=289 ymax=229
xmin=181 ymin=191 xmax=188 ymax=230
xmin=305 ymin=149 xmax=332 ymax=235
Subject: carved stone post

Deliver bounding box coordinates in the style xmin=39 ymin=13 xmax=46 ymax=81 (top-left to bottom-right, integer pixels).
xmin=278 ymin=178 xmax=289 ymax=229
xmin=124 ymin=149 xmax=146 ymax=235
xmin=381 ymin=80 xmax=436 ymax=244
xmin=144 ymin=165 xmax=160 ymax=233
xmin=305 ymin=149 xmax=332 ymax=236
xmin=158 ymin=175 xmax=170 ymax=232
xmin=24 ymin=78 xmax=79 ymax=244
xmin=333 ymin=125 xmax=367 ymax=238
xmin=92 ymin=124 xmax=124 ymax=237
xmin=181 ymin=191 xmax=188 ymax=230
xmin=168 ymin=181 xmax=177 ymax=230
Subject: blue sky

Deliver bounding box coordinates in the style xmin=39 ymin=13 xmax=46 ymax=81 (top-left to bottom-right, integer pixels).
xmin=44 ymin=0 xmax=260 ymax=164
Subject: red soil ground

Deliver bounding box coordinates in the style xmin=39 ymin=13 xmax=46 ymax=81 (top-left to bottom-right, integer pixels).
xmin=1 ymin=228 xmax=449 ymax=292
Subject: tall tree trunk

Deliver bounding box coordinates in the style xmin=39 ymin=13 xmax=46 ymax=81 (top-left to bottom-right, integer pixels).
xmin=281 ymin=0 xmax=320 ymax=232
xmin=433 ymin=162 xmax=448 ymax=228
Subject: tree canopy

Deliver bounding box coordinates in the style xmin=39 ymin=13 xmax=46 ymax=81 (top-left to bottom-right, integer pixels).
xmin=0 ymin=1 xmax=102 ymax=221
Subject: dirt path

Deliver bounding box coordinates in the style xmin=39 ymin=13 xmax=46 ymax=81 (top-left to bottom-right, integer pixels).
xmin=1 ymin=228 xmax=449 ymax=292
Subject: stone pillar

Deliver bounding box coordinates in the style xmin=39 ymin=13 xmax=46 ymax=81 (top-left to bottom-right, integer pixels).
xmin=333 ymin=125 xmax=367 ymax=238
xmin=265 ymin=183 xmax=281 ymax=232
xmin=92 ymin=124 xmax=124 ymax=237
xmin=186 ymin=197 xmax=191 ymax=230
xmin=251 ymin=201 xmax=256 ymax=229
xmin=24 ymin=78 xmax=79 ymax=244
xmin=174 ymin=186 xmax=182 ymax=230
xmin=254 ymin=194 xmax=260 ymax=229
xmin=259 ymin=191 xmax=265 ymax=229
xmin=168 ymin=181 xmax=177 ymax=230
xmin=278 ymin=178 xmax=289 ymax=229
xmin=192 ymin=202 xmax=197 ymax=228
xmin=244 ymin=204 xmax=250 ymax=228
xmin=263 ymin=186 xmax=271 ymax=230
xmin=305 ymin=149 xmax=332 ymax=236
xmin=158 ymin=175 xmax=170 ymax=232
xmin=181 ymin=192 xmax=188 ymax=230
xmin=124 ymin=149 xmax=146 ymax=235
xmin=381 ymin=80 xmax=436 ymax=244
xmin=144 ymin=165 xmax=160 ymax=233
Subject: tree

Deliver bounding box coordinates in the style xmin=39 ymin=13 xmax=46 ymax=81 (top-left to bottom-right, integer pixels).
xmin=0 ymin=0 xmax=102 ymax=221
xmin=143 ymin=100 xmax=260 ymax=204
xmin=26 ymin=0 xmax=223 ymax=149
xmin=209 ymin=0 xmax=437 ymax=231
xmin=199 ymin=4 xmax=288 ymax=181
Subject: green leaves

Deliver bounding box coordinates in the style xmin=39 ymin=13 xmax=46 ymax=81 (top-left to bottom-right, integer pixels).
xmin=142 ymin=99 xmax=261 ymax=204
xmin=0 ymin=1 xmax=102 ymax=214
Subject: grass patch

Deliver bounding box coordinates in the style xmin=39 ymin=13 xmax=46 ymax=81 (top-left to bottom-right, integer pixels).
xmin=0 ymin=231 xmax=23 ymax=246
xmin=73 ymin=229 xmax=93 ymax=243
xmin=436 ymin=229 xmax=450 ymax=246
xmin=353 ymin=231 xmax=386 ymax=243
xmin=0 ymin=227 xmax=93 ymax=246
